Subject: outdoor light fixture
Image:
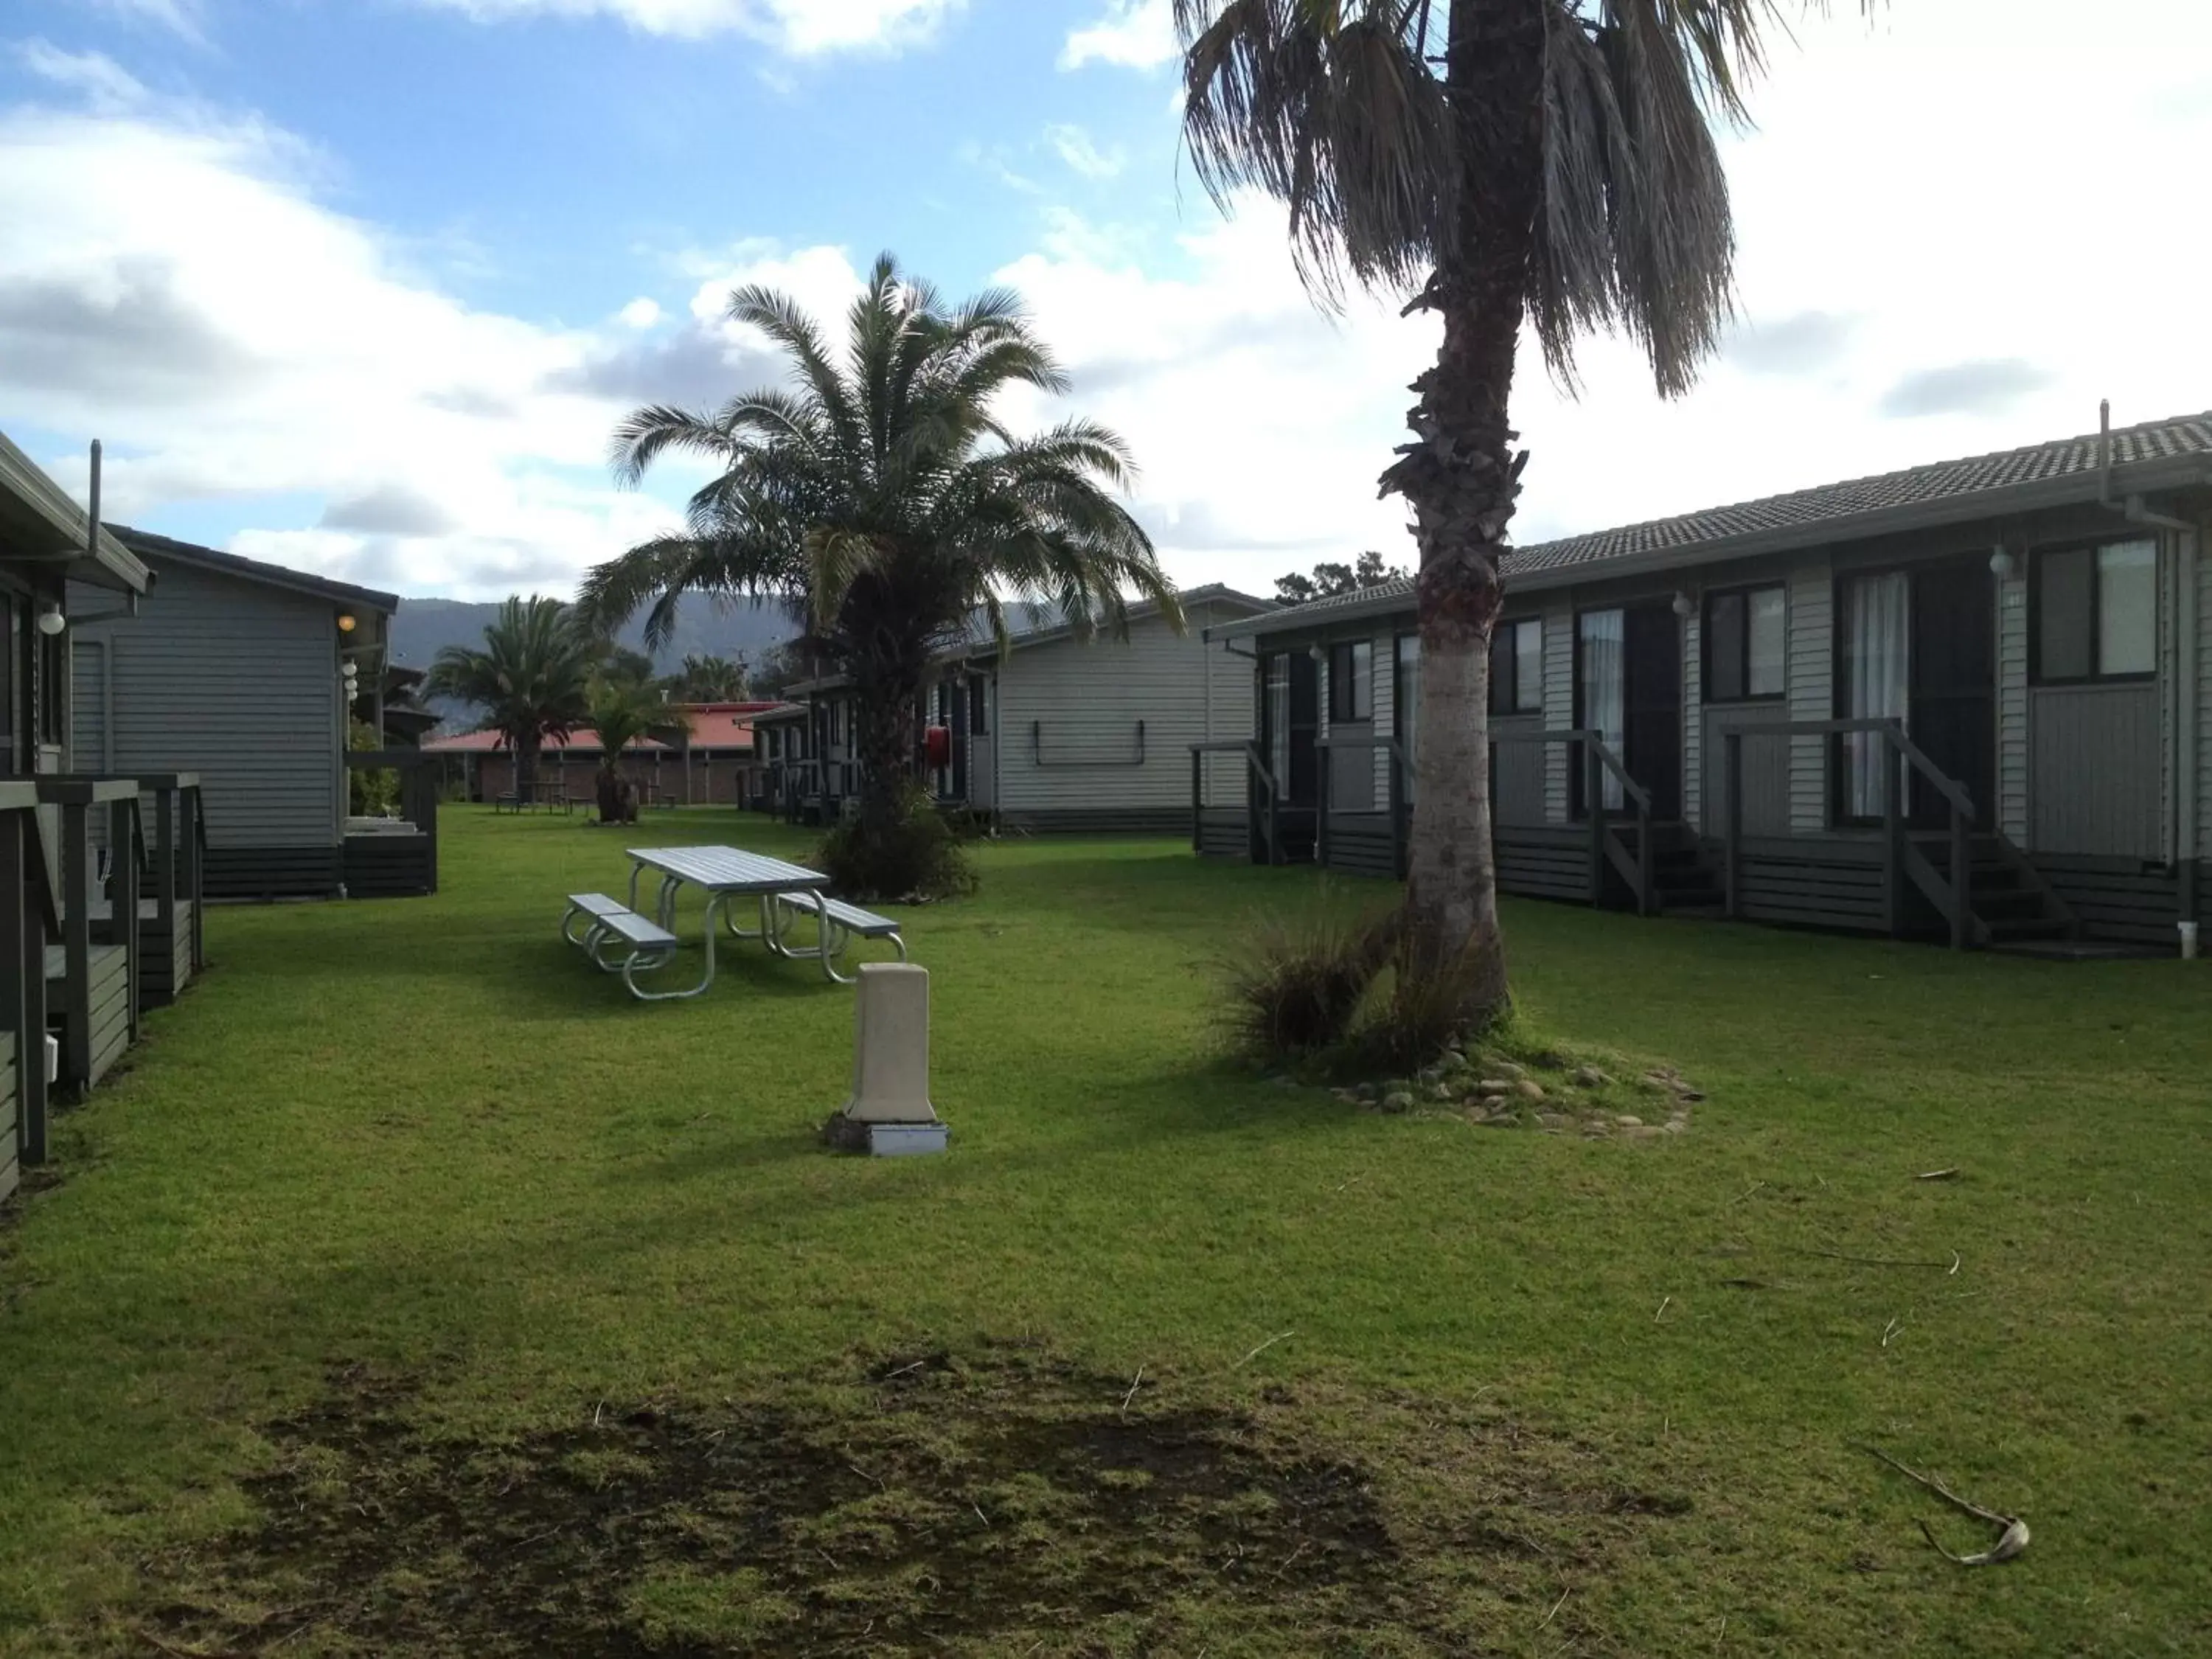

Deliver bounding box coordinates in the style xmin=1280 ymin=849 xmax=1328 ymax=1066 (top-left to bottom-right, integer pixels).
xmin=337 ymin=613 xmax=358 ymax=633
xmin=1671 ymin=591 xmax=1695 ymax=619
xmin=35 ymin=605 xmax=66 ymax=637
xmin=1988 ymin=547 xmax=2017 ymax=579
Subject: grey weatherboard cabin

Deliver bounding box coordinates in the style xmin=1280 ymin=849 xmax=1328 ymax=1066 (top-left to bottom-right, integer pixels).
xmin=1200 ymin=407 xmax=2212 ymax=952
xmin=765 ymin=585 xmax=1271 ymax=833
xmin=1 ymin=432 xmax=170 ymax=1205
xmin=74 ymin=529 xmax=426 ymax=900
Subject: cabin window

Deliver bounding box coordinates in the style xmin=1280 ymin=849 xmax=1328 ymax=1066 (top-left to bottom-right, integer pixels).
xmin=1488 ymin=619 xmax=1542 ymax=714
xmin=2035 ymin=540 xmax=2155 ymax=682
xmin=969 ymin=676 xmax=990 ymax=736
xmin=1328 ymin=641 xmax=1373 ymax=723
xmin=1394 ymin=635 xmax=1420 ymax=801
xmin=827 ymin=701 xmax=844 ymax=744
xmin=1705 ymin=585 xmax=1787 ymax=702
xmin=38 ymin=625 xmax=65 ymax=748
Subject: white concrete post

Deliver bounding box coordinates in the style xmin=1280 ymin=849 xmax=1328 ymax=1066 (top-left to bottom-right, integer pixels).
xmin=841 ymin=963 xmax=935 ymax=1124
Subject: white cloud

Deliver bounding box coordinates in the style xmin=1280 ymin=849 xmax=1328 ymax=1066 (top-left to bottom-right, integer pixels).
xmin=13 ymin=41 xmax=151 ymax=111
xmin=1060 ymin=0 xmax=1175 ymax=72
xmin=0 ymin=75 xmax=656 ymax=597
xmin=1043 ymin=122 xmax=1126 ymax=180
xmin=80 ymin=0 xmax=206 ymax=44
xmin=616 ymin=296 xmax=662 ymax=329
xmin=415 ymin=0 xmax=961 ymax=52
xmin=993 ymin=200 xmax=1436 ymax=588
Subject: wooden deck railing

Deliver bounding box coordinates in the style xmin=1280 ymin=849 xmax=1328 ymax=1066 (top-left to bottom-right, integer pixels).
xmin=1490 ymin=728 xmax=1655 ymax=914
xmin=0 ymin=782 xmax=54 ymax=1177
xmin=37 ymin=776 xmax=145 ymax=1093
xmin=138 ymin=773 xmax=206 ymax=974
xmin=1722 ymin=717 xmax=1977 ymax=949
xmin=1313 ymin=734 xmax=1410 ymax=878
xmin=1188 ymin=740 xmax=1288 ymax=863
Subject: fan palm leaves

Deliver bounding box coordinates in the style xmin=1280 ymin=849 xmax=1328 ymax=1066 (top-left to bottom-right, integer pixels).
xmin=1177 ymin=0 xmax=1868 ymax=1031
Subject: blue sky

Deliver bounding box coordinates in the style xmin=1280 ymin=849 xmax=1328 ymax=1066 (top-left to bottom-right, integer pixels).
xmin=2 ymin=0 xmax=2209 ymax=599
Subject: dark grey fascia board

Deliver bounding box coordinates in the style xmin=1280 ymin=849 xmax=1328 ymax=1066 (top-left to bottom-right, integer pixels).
xmin=0 ymin=432 xmax=153 ymax=594
xmin=1214 ymin=457 xmax=2212 ymax=642
xmin=1212 ymin=586 xmax=1410 ymax=640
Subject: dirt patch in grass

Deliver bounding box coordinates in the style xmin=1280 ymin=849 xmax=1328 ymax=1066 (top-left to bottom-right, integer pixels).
xmin=130 ymin=1347 xmax=1692 ymax=1656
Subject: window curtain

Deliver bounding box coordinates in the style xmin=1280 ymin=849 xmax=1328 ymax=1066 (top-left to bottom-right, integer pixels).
xmin=1265 ymin=657 xmax=1290 ymax=796
xmin=1845 ymin=571 xmax=1910 ymax=818
xmin=1579 ymin=610 xmax=1625 ymax=811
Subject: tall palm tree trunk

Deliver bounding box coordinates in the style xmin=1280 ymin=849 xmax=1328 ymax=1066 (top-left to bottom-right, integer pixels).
xmin=515 ymin=739 xmax=542 ymax=801
xmin=1391 ymin=0 xmax=1548 ymax=1023
xmin=852 ymin=671 xmax=921 ymax=835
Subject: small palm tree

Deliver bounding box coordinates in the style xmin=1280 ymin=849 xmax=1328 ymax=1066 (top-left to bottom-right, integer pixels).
xmin=424 ymin=597 xmax=597 ymax=801
xmin=581 ymin=254 xmax=1178 ymax=895
xmin=1178 ymin=0 xmax=1865 ymax=1029
xmin=585 ymin=674 xmax=664 ymax=825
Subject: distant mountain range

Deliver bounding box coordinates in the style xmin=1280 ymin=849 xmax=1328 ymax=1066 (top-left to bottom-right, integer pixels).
xmin=389 ymin=597 xmax=800 ymax=676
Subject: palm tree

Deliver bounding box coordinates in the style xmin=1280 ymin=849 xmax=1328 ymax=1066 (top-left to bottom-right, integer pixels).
xmin=1178 ymin=0 xmax=1861 ymax=1026
xmin=424 ymin=597 xmax=597 ymax=801
xmin=670 ymin=653 xmax=751 ymax=703
xmin=585 ymin=674 xmax=663 ymax=825
xmin=581 ymin=254 xmax=1179 ymax=894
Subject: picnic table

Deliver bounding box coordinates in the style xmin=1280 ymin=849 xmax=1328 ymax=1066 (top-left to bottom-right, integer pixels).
xmin=560 ymin=844 xmax=905 ymax=999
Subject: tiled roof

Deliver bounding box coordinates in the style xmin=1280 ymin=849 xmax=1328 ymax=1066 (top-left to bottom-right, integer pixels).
xmin=1249 ymin=408 xmax=2212 ymax=627
xmin=422 ymin=703 xmax=768 ymax=753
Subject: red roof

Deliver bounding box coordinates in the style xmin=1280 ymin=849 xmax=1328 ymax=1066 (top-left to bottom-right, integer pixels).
xmin=423 ymin=700 xmax=771 ymax=755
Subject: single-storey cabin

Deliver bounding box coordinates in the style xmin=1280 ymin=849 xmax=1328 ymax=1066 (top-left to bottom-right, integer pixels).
xmin=1201 ymin=408 xmax=2212 ymax=951
xmin=0 ymin=434 xmax=155 ymax=1200
xmin=776 ymin=585 xmax=1271 ymax=833
xmin=70 ymin=529 xmax=428 ymax=901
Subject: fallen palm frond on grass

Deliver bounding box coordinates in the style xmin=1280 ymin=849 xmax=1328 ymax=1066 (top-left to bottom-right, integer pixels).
xmin=1862 ymin=1445 xmax=2031 ymax=1566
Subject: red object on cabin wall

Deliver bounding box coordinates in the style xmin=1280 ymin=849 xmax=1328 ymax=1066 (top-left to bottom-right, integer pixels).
xmin=924 ymin=725 xmax=952 ymax=768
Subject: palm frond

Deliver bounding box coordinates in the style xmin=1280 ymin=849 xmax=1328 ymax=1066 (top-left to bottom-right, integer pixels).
xmin=608 ymin=405 xmax=735 ymax=488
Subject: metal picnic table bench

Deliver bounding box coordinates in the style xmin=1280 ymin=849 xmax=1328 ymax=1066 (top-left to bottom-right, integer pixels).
xmin=560 ymin=844 xmax=905 ymax=1000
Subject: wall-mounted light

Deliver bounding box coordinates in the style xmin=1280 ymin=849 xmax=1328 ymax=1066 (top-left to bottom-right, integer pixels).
xmin=1987 ymin=547 xmax=2017 ymax=580
xmin=1671 ymin=591 xmax=1695 ymax=619
xmin=337 ymin=613 xmax=358 ymax=633
xmin=35 ymin=605 xmax=66 ymax=638
xmin=1307 ymin=643 xmax=1325 ymax=663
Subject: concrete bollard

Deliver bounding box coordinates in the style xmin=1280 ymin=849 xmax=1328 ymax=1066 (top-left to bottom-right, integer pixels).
xmin=827 ymin=963 xmax=945 ymax=1154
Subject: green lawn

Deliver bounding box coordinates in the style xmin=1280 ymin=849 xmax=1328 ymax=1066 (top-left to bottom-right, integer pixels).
xmin=1 ymin=808 xmax=2208 ymax=1655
